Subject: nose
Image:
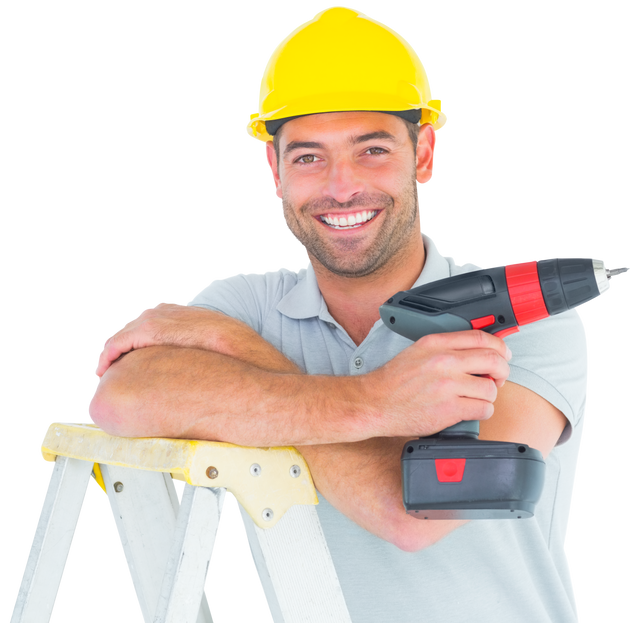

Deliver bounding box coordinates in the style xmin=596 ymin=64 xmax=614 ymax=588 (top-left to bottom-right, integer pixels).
xmin=323 ymin=157 xmax=365 ymax=204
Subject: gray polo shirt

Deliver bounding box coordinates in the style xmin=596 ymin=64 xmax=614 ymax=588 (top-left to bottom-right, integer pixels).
xmin=191 ymin=236 xmax=586 ymax=623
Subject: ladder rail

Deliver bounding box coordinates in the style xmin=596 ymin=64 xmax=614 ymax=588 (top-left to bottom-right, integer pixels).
xmin=153 ymin=485 xmax=225 ymax=623
xmin=101 ymin=465 xmax=214 ymax=623
xmin=240 ymin=504 xmax=352 ymax=623
xmin=12 ymin=456 xmax=93 ymax=623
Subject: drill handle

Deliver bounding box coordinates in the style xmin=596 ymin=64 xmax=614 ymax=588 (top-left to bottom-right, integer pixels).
xmin=438 ymin=421 xmax=479 ymax=438
xmin=379 ymin=268 xmax=514 ymax=438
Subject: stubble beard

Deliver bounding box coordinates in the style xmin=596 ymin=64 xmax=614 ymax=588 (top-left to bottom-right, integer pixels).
xmin=281 ymin=176 xmax=419 ymax=279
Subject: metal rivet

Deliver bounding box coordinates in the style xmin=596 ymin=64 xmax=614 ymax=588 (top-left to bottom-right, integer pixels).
xmin=250 ymin=463 xmax=262 ymax=477
xmin=114 ymin=482 xmax=124 ymax=493
xmin=262 ymin=508 xmax=274 ymax=521
xmin=206 ymin=466 xmax=219 ymax=479
xmin=290 ymin=465 xmax=301 ymax=478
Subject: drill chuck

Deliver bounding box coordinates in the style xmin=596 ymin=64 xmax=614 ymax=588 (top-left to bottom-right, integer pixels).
xmin=594 ymin=260 xmax=610 ymax=295
xmin=534 ymin=258 xmax=604 ymax=317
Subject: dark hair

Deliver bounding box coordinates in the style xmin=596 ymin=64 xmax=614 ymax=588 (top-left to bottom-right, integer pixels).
xmin=272 ymin=116 xmax=420 ymax=164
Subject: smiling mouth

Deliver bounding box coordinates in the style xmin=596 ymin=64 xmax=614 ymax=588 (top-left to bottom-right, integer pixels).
xmin=319 ymin=210 xmax=379 ymax=230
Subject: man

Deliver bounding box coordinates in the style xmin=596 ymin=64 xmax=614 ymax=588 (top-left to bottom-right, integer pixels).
xmin=91 ymin=8 xmax=586 ymax=622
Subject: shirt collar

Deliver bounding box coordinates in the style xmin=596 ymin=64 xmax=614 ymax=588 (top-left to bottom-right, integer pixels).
xmin=276 ymin=235 xmax=452 ymax=321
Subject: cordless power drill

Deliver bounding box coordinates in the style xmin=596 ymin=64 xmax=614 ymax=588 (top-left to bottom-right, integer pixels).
xmin=379 ymin=258 xmax=627 ymax=520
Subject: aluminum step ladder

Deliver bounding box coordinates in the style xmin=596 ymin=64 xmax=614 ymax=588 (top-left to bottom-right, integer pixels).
xmin=12 ymin=423 xmax=352 ymax=623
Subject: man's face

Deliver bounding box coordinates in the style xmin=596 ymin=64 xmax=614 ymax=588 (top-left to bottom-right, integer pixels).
xmin=267 ymin=112 xmax=433 ymax=279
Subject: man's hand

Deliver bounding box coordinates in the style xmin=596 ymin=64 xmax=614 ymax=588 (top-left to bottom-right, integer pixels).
xmin=93 ymin=301 xmax=228 ymax=379
xmin=363 ymin=330 xmax=512 ymax=438
xmin=93 ymin=301 xmax=300 ymax=379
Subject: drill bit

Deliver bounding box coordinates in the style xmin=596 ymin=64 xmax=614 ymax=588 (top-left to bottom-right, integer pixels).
xmin=606 ymin=267 xmax=629 ymax=279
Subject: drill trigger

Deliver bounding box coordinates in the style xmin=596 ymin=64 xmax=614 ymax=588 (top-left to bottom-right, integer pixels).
xmin=495 ymin=327 xmax=519 ymax=339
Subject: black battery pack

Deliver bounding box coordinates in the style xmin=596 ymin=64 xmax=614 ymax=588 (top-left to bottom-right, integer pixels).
xmin=402 ymin=437 xmax=546 ymax=520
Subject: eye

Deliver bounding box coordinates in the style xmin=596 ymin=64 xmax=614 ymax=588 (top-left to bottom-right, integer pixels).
xmin=295 ymin=154 xmax=319 ymax=164
xmin=292 ymin=148 xmax=387 ymax=165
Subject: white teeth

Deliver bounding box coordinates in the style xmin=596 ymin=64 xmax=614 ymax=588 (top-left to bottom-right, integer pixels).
xmin=320 ymin=210 xmax=378 ymax=229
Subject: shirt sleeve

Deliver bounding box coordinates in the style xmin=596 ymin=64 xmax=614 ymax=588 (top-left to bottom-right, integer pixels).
xmin=504 ymin=309 xmax=587 ymax=444
xmin=188 ymin=273 xmax=271 ymax=334
xmin=188 ymin=269 xmax=300 ymax=336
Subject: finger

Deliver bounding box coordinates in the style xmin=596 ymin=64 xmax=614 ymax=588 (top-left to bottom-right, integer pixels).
xmin=96 ymin=341 xmax=122 ymax=377
xmin=419 ymin=330 xmax=512 ymax=361
xmin=96 ymin=331 xmax=138 ymax=376
xmin=98 ymin=337 xmax=140 ymax=375
xmin=94 ymin=329 xmax=118 ymax=364
xmin=460 ymin=374 xmax=500 ymax=403
xmin=468 ymin=373 xmax=508 ymax=392
xmin=96 ymin=306 xmax=188 ymax=376
xmin=449 ymin=395 xmax=495 ymax=424
xmin=460 ymin=349 xmax=511 ymax=385
xmin=100 ymin=331 xmax=114 ymax=350
xmin=96 ymin=309 xmax=160 ymax=376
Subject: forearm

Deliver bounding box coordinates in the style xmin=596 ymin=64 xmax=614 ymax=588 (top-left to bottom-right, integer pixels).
xmin=297 ymin=439 xmax=465 ymax=551
xmin=298 ymin=440 xmax=402 ymax=539
xmin=91 ymin=345 xmax=374 ymax=446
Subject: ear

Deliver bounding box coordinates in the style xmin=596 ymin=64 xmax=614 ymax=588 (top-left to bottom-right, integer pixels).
xmin=416 ymin=124 xmax=436 ymax=184
xmin=266 ymin=141 xmax=283 ymax=198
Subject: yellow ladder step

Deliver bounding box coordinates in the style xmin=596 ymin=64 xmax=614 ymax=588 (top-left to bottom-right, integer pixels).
xmin=42 ymin=423 xmax=317 ymax=529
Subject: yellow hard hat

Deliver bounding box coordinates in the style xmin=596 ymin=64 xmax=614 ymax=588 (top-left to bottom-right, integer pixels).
xmin=247 ymin=7 xmax=446 ymax=141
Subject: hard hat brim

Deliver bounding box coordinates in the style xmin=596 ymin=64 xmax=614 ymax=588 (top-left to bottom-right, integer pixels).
xmin=244 ymin=105 xmax=449 ymax=143
xmin=265 ymin=109 xmax=424 ymax=137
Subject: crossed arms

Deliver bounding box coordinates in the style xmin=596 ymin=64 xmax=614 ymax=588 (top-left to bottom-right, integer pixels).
xmin=90 ymin=304 xmax=567 ymax=552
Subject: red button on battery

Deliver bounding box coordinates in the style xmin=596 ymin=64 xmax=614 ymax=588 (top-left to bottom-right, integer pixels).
xmin=435 ymin=458 xmax=466 ymax=482
xmin=471 ymin=315 xmax=495 ymax=330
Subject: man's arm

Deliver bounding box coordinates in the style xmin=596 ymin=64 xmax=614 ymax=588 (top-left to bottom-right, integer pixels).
xmin=88 ymin=308 xmax=526 ymax=551
xmin=93 ymin=345 xmax=369 ymax=445
xmin=90 ymin=305 xmax=511 ymax=446
xmin=92 ymin=320 xmax=566 ymax=552
xmin=299 ymin=382 xmax=566 ymax=552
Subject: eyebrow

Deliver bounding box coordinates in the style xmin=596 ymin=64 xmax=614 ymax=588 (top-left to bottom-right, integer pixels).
xmin=282 ymin=131 xmax=399 ymax=157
